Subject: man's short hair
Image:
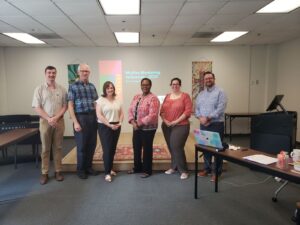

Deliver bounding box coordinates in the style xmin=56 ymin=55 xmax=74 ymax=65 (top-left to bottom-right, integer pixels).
xmin=203 ymin=71 xmax=215 ymax=79
xmin=45 ymin=65 xmax=56 ymax=73
xmin=77 ymin=63 xmax=90 ymax=72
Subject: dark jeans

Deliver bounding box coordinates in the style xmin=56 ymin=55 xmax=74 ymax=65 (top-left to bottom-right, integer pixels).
xmin=132 ymin=129 xmax=156 ymax=175
xmin=98 ymin=123 xmax=121 ymax=175
xmin=74 ymin=113 xmax=97 ymax=173
xmin=200 ymin=122 xmax=224 ymax=175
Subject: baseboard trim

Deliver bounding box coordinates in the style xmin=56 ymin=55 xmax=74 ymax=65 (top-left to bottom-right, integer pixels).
xmin=224 ymin=133 xmax=250 ymax=137
xmin=63 ymin=136 xmax=74 ymax=139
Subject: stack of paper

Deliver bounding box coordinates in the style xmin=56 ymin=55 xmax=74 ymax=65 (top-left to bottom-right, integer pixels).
xmin=243 ymin=154 xmax=277 ymax=165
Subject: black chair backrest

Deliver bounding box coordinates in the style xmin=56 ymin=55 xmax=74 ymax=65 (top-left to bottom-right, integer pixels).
xmin=0 ymin=115 xmax=32 ymax=124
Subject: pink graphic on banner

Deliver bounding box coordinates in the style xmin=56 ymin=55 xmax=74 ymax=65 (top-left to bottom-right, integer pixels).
xmin=99 ymin=60 xmax=123 ymax=100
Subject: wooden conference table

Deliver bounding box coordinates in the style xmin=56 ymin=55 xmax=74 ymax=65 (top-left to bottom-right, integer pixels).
xmin=194 ymin=144 xmax=300 ymax=199
xmin=224 ymin=112 xmax=261 ymax=141
xmin=0 ymin=128 xmax=39 ymax=168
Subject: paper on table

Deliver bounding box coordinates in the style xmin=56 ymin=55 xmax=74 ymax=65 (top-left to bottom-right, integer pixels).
xmin=243 ymin=154 xmax=278 ymax=165
xmin=228 ymin=144 xmax=241 ymax=150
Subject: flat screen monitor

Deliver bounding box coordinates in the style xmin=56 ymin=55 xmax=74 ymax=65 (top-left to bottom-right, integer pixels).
xmin=266 ymin=95 xmax=284 ymax=111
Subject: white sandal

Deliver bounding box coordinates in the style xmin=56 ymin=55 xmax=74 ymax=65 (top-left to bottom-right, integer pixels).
xmin=165 ymin=168 xmax=175 ymax=175
xmin=180 ymin=173 xmax=189 ymax=180
xmin=105 ymin=174 xmax=112 ymax=182
xmin=110 ymin=170 xmax=117 ymax=176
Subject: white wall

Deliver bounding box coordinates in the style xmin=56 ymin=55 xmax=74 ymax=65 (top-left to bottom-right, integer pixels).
xmin=1 ymin=45 xmax=275 ymax=136
xmin=0 ymin=47 xmax=7 ymax=114
xmin=277 ymin=37 xmax=300 ymax=140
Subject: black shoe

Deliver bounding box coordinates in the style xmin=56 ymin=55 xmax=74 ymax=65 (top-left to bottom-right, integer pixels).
xmin=127 ymin=169 xmax=135 ymax=174
xmin=77 ymin=171 xmax=88 ymax=179
xmin=86 ymin=168 xmax=100 ymax=176
xmin=127 ymin=169 xmax=142 ymax=174
xmin=140 ymin=173 xmax=151 ymax=178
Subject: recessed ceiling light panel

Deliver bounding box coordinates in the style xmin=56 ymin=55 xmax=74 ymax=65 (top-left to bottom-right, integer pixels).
xmin=114 ymin=32 xmax=139 ymax=43
xmin=99 ymin=0 xmax=140 ymax=15
xmin=211 ymin=31 xmax=248 ymax=42
xmin=2 ymin=33 xmax=45 ymax=44
xmin=257 ymin=0 xmax=300 ymax=13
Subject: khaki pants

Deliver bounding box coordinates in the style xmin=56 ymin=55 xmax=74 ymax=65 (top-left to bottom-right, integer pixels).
xmin=39 ymin=118 xmax=65 ymax=174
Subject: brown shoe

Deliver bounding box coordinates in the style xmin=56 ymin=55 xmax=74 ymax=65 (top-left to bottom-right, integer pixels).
xmin=40 ymin=174 xmax=48 ymax=185
xmin=197 ymin=170 xmax=208 ymax=177
xmin=55 ymin=172 xmax=64 ymax=182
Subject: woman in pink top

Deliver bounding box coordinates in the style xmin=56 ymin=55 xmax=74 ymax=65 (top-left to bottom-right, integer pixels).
xmin=128 ymin=78 xmax=160 ymax=178
xmin=160 ymin=78 xmax=192 ymax=180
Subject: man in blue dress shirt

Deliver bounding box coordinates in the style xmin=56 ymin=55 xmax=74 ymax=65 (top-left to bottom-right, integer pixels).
xmin=68 ymin=63 xmax=99 ymax=179
xmin=195 ymin=71 xmax=227 ymax=182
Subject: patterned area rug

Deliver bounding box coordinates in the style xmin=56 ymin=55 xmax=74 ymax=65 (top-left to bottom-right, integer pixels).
xmin=93 ymin=144 xmax=171 ymax=161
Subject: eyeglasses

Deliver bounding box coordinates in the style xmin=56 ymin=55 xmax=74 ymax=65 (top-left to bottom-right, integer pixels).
xmin=171 ymin=83 xmax=180 ymax=86
xmin=79 ymin=70 xmax=90 ymax=73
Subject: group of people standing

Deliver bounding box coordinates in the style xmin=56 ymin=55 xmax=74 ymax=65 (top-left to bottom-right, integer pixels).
xmin=32 ymin=63 xmax=227 ymax=185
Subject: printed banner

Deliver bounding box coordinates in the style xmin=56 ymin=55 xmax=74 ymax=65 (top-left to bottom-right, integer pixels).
xmin=67 ymin=64 xmax=79 ymax=84
xmin=192 ymin=61 xmax=212 ymax=110
xmin=99 ymin=60 xmax=123 ymax=100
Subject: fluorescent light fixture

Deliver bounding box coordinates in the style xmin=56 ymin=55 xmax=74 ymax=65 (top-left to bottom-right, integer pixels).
xmin=2 ymin=33 xmax=45 ymax=44
xmin=257 ymin=0 xmax=300 ymax=13
xmin=115 ymin=32 xmax=139 ymax=43
xmin=99 ymin=0 xmax=140 ymax=15
xmin=211 ymin=31 xmax=248 ymax=42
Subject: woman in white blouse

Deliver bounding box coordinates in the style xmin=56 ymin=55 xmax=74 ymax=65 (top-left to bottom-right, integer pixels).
xmin=96 ymin=81 xmax=123 ymax=182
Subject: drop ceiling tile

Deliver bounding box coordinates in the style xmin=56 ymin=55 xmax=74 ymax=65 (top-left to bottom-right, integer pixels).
xmin=142 ymin=2 xmax=183 ymax=16
xmin=169 ymin=24 xmax=200 ymax=36
xmin=81 ymin=26 xmax=112 ymax=36
xmin=206 ymin=14 xmax=248 ymax=26
xmin=174 ymin=14 xmax=212 ymax=25
xmin=141 ymin=24 xmax=171 ymax=34
xmin=106 ymin=16 xmax=140 ymax=25
xmin=34 ymin=16 xmax=82 ymax=35
xmin=0 ymin=1 xmax=27 ymax=16
xmin=198 ymin=24 xmax=233 ymax=32
xmin=71 ymin=16 xmax=107 ymax=27
xmin=90 ymin=36 xmax=117 ymax=46
xmin=140 ymin=34 xmax=165 ymax=44
xmin=179 ymin=1 xmax=225 ymax=15
xmin=233 ymin=14 xmax=278 ymax=30
xmin=0 ymin=21 xmax=20 ymax=33
xmin=54 ymin=0 xmax=104 ymax=16
xmin=62 ymin=36 xmax=95 ymax=46
xmin=7 ymin=0 xmax=64 ymax=16
xmin=0 ymin=16 xmax=52 ymax=33
xmin=44 ymin=38 xmax=74 ymax=47
xmin=143 ymin=0 xmax=185 ymax=2
xmin=217 ymin=1 xmax=270 ymax=14
xmin=141 ymin=16 xmax=175 ymax=26
xmin=53 ymin=0 xmax=96 ymax=2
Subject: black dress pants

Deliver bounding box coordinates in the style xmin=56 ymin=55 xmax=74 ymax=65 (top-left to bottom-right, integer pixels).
xmin=98 ymin=123 xmax=121 ymax=175
xmin=132 ymin=129 xmax=156 ymax=175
